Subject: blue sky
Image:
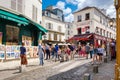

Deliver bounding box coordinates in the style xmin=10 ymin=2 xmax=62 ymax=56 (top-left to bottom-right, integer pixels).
xmin=42 ymin=0 xmax=115 ymax=22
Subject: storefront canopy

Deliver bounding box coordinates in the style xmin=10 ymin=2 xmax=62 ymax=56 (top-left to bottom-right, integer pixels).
xmin=68 ymin=33 xmax=93 ymax=41
xmin=0 ymin=9 xmax=29 ymax=25
xmin=29 ymin=20 xmax=48 ymax=34
xmin=0 ymin=8 xmax=48 ymax=34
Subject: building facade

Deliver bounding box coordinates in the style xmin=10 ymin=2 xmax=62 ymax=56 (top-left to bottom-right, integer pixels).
xmin=73 ymin=6 xmax=116 ymax=46
xmin=0 ymin=0 xmax=42 ymax=24
xmin=0 ymin=0 xmax=47 ymax=60
xmin=42 ymin=6 xmax=65 ymax=44
xmin=65 ymin=22 xmax=77 ymax=40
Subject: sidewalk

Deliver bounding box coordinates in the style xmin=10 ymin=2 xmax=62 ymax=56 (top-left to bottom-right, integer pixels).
xmin=0 ymin=58 xmax=59 ymax=80
xmin=92 ymin=60 xmax=115 ymax=80
xmin=81 ymin=60 xmax=115 ymax=80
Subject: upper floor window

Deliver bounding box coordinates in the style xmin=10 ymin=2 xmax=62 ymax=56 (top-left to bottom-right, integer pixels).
xmin=77 ymin=15 xmax=82 ymax=22
xmin=85 ymin=13 xmax=90 ymax=20
xmin=86 ymin=26 xmax=90 ymax=33
xmin=58 ymin=26 xmax=61 ymax=32
xmin=11 ymin=0 xmax=23 ymax=13
xmin=68 ymin=31 xmax=70 ymax=35
xmin=32 ymin=5 xmax=37 ymax=21
xmin=46 ymin=23 xmax=53 ymax=29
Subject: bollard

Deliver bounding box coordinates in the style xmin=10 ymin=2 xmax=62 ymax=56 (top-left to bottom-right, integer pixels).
xmin=104 ymin=57 xmax=108 ymax=63
xmin=19 ymin=65 xmax=26 ymax=73
xmin=84 ymin=73 xmax=91 ymax=80
xmin=93 ymin=65 xmax=98 ymax=73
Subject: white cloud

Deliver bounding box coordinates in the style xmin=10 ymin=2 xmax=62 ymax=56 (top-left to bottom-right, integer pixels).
xmin=65 ymin=13 xmax=74 ymax=22
xmin=56 ymin=1 xmax=65 ymax=10
xmin=55 ymin=1 xmax=72 ymax=15
xmin=106 ymin=5 xmax=116 ymax=18
xmin=63 ymin=7 xmax=72 ymax=15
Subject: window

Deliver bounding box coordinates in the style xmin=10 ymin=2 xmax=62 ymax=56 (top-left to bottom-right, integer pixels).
xmin=48 ymin=33 xmax=51 ymax=40
xmin=59 ymin=35 xmax=61 ymax=41
xmin=86 ymin=26 xmax=90 ymax=33
xmin=85 ymin=13 xmax=90 ymax=20
xmin=6 ymin=25 xmax=19 ymax=45
xmin=58 ymin=26 xmax=61 ymax=32
xmin=32 ymin=5 xmax=37 ymax=21
xmin=68 ymin=31 xmax=70 ymax=35
xmin=48 ymin=23 xmax=53 ymax=29
xmin=77 ymin=15 xmax=82 ymax=22
xmin=100 ymin=29 xmax=102 ymax=35
xmin=11 ymin=0 xmax=16 ymax=10
xmin=68 ymin=25 xmax=70 ymax=28
xmin=11 ymin=0 xmax=23 ymax=13
xmin=17 ymin=0 xmax=23 ymax=13
xmin=54 ymin=33 xmax=57 ymax=40
xmin=77 ymin=28 xmax=81 ymax=34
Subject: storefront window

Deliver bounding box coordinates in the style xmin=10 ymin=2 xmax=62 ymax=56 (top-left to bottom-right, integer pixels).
xmin=6 ymin=25 xmax=19 ymax=45
xmin=22 ymin=35 xmax=32 ymax=46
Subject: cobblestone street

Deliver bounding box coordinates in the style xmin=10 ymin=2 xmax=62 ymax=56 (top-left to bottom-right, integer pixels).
xmin=0 ymin=57 xmax=115 ymax=80
xmin=2 ymin=57 xmax=92 ymax=80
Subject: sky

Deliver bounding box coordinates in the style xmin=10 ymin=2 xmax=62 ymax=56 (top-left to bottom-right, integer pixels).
xmin=42 ymin=0 xmax=116 ymax=22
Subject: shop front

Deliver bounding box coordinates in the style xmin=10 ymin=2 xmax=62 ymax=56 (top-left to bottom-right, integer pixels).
xmin=0 ymin=8 xmax=47 ymax=60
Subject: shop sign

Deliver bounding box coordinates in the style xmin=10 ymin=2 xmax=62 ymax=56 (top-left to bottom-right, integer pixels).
xmin=76 ymin=21 xmax=90 ymax=27
xmin=95 ymin=35 xmax=106 ymax=40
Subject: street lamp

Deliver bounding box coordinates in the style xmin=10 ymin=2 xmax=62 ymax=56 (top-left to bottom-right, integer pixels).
xmin=109 ymin=19 xmax=114 ymax=27
xmin=114 ymin=0 xmax=120 ymax=80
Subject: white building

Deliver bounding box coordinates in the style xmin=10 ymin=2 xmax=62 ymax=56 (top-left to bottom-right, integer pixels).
xmin=65 ymin=22 xmax=77 ymax=40
xmin=0 ymin=0 xmax=42 ymax=24
xmin=73 ymin=6 xmax=116 ymax=45
xmin=42 ymin=6 xmax=66 ymax=44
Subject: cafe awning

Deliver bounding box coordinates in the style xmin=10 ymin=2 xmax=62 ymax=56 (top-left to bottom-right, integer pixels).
xmin=68 ymin=33 xmax=93 ymax=41
xmin=0 ymin=8 xmax=48 ymax=34
xmin=0 ymin=9 xmax=29 ymax=25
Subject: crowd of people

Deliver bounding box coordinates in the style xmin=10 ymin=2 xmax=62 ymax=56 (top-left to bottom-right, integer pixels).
xmin=20 ymin=40 xmax=116 ymax=67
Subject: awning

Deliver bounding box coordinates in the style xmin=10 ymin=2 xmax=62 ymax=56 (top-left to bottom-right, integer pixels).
xmin=0 ymin=9 xmax=29 ymax=25
xmin=0 ymin=8 xmax=48 ymax=34
xmin=68 ymin=34 xmax=93 ymax=41
xmin=28 ymin=20 xmax=48 ymax=34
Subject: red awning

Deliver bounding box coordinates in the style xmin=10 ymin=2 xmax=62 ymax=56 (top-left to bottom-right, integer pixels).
xmin=68 ymin=34 xmax=93 ymax=41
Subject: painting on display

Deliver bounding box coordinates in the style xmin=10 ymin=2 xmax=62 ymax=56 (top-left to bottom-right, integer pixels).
xmin=26 ymin=46 xmax=33 ymax=58
xmin=13 ymin=46 xmax=20 ymax=58
xmin=0 ymin=45 xmax=5 ymax=59
xmin=22 ymin=36 xmax=32 ymax=46
xmin=6 ymin=46 xmax=15 ymax=59
xmin=33 ymin=46 xmax=38 ymax=57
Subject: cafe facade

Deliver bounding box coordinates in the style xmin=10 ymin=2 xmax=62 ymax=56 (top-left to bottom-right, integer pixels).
xmin=0 ymin=8 xmax=47 ymax=60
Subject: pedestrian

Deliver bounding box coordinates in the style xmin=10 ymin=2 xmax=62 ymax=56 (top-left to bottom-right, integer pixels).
xmin=97 ymin=45 xmax=104 ymax=64
xmin=89 ymin=44 xmax=94 ymax=58
xmin=55 ymin=43 xmax=59 ymax=61
xmin=85 ymin=43 xmax=90 ymax=59
xmin=45 ymin=44 xmax=50 ymax=60
xmin=20 ymin=42 xmax=27 ymax=71
xmin=38 ymin=42 xmax=44 ymax=66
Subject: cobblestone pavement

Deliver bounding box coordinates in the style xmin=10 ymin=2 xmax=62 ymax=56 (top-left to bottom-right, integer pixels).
xmin=48 ymin=60 xmax=115 ymax=80
xmin=3 ymin=57 xmax=92 ymax=80
xmin=1 ymin=58 xmax=114 ymax=80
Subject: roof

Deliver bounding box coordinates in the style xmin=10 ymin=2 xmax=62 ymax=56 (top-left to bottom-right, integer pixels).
xmin=73 ymin=6 xmax=110 ymax=19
